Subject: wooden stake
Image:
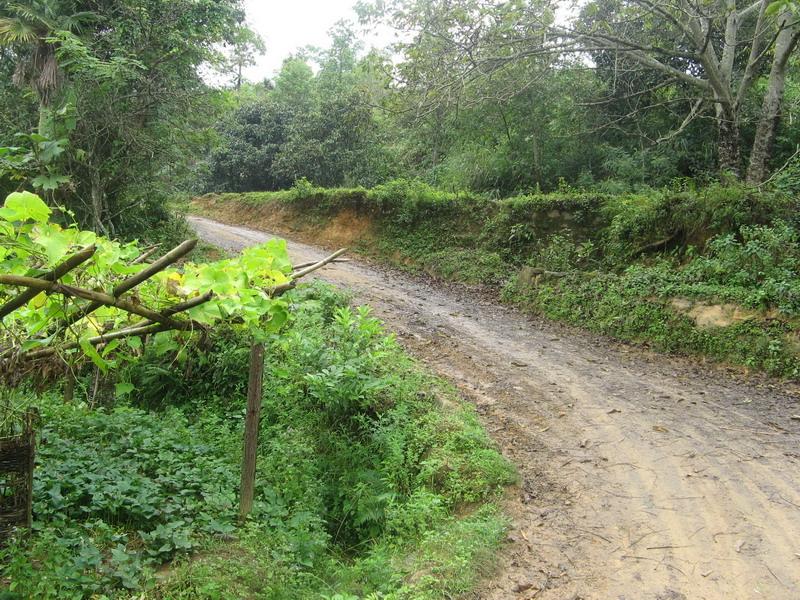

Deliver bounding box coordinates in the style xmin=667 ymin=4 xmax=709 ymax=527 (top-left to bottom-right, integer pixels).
xmin=64 ymin=368 xmax=75 ymax=403
xmin=239 ymin=341 xmax=265 ymax=520
xmin=25 ymin=411 xmax=35 ymax=529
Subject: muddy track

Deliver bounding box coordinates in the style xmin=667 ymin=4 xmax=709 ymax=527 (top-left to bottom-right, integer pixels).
xmin=190 ymin=216 xmax=800 ymax=600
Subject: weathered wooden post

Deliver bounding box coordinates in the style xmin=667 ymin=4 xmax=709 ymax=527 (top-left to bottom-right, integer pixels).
xmin=25 ymin=412 xmax=34 ymax=529
xmin=63 ymin=368 xmax=76 ymax=403
xmin=239 ymin=341 xmax=265 ymax=520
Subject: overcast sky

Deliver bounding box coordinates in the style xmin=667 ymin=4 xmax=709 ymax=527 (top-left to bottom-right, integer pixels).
xmin=241 ymin=0 xmax=395 ymax=82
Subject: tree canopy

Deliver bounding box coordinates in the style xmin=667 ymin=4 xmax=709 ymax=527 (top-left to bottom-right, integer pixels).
xmin=1 ymin=0 xmax=799 ymax=236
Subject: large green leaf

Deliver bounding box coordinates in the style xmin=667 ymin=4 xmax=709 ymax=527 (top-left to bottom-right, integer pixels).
xmin=2 ymin=191 xmax=52 ymax=223
xmin=33 ymin=225 xmax=74 ymax=265
xmin=32 ymin=174 xmax=71 ymax=191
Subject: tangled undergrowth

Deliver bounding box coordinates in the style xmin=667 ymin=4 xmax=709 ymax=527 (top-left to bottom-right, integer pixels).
xmin=1 ymin=283 xmax=515 ymax=599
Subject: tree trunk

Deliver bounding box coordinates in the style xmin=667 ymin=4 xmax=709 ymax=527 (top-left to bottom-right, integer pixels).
xmin=531 ymin=132 xmax=542 ymax=187
xmin=90 ymin=172 xmax=109 ymax=235
xmin=37 ymin=102 xmax=55 ymax=139
xmin=746 ymin=16 xmax=800 ymax=184
xmin=716 ymin=102 xmax=742 ymax=177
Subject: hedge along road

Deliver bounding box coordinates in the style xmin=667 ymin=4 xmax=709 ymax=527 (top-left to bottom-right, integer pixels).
xmin=190 ymin=215 xmax=800 ymax=600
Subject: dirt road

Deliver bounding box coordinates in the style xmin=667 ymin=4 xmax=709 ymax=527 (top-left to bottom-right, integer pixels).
xmin=190 ymin=216 xmax=800 ymax=600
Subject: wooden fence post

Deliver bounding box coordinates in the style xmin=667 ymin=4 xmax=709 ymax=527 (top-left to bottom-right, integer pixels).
xmin=239 ymin=341 xmax=265 ymax=520
xmin=25 ymin=414 xmax=35 ymax=528
xmin=64 ymin=368 xmax=76 ymax=403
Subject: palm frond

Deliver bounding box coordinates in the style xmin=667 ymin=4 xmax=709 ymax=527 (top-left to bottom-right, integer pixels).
xmin=4 ymin=4 xmax=41 ymax=23
xmin=4 ymin=3 xmax=57 ymax=35
xmin=0 ymin=18 xmax=38 ymax=44
xmin=61 ymin=11 xmax=97 ymax=33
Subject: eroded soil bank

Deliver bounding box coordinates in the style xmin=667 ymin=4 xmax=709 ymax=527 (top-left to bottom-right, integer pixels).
xmin=191 ymin=215 xmax=800 ymax=600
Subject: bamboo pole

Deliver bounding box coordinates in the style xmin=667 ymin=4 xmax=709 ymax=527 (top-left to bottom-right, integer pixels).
xmin=131 ymin=244 xmax=161 ymax=265
xmin=291 ymin=257 xmax=348 ymax=271
xmin=291 ymin=248 xmax=348 ymax=279
xmin=0 ymin=276 xmax=192 ymax=331
xmin=18 ymin=292 xmax=214 ymax=360
xmin=57 ymin=239 xmax=197 ymax=329
xmin=272 ymin=248 xmax=349 ymax=296
xmin=24 ymin=323 xmax=170 ymax=360
xmin=0 ymin=245 xmax=96 ymax=319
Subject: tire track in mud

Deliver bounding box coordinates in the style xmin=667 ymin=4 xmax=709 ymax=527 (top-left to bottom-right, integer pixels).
xmin=190 ymin=216 xmax=800 ymax=600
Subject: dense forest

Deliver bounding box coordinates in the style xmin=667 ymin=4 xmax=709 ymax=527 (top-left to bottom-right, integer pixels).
xmin=1 ymin=0 xmax=800 ymax=598
xmin=2 ymin=0 xmax=799 ymax=233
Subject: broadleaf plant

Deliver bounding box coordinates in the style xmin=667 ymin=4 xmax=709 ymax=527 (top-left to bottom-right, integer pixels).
xmin=0 ymin=191 xmax=293 ymax=373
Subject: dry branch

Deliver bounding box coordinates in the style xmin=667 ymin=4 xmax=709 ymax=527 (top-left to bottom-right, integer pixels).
xmin=125 ymin=291 xmax=215 ymax=330
xmin=131 ymin=244 xmax=161 ymax=265
xmin=6 ymin=292 xmax=213 ymax=362
xmin=0 ymin=275 xmax=193 ymax=331
xmin=634 ymin=231 xmax=680 ymax=255
xmin=161 ymin=291 xmax=214 ymax=316
xmin=3 ymin=244 xmax=347 ymax=368
xmin=291 ymin=257 xmax=349 ymax=271
xmin=25 ymin=323 xmax=171 ymax=360
xmin=57 ymin=239 xmax=197 ymax=330
xmin=291 ymin=248 xmax=348 ymax=278
xmin=272 ymin=248 xmax=348 ymax=296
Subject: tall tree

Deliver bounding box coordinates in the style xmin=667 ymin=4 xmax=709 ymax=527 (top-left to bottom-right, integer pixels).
xmin=0 ymin=0 xmax=247 ymax=233
xmin=60 ymin=0 xmax=246 ymax=233
xmin=746 ymin=4 xmax=800 ymax=182
xmin=569 ymin=0 xmax=800 ymax=181
xmin=224 ymin=26 xmax=266 ymax=91
xmin=0 ymin=0 xmax=94 ymax=136
xmin=368 ymin=0 xmax=800 ymax=183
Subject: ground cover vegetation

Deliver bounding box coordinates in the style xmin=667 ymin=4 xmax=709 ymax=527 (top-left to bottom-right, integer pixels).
xmin=194 ymin=180 xmax=800 ymax=377
xmin=1 ymin=280 xmax=515 ymax=599
xmin=0 ymin=189 xmax=514 ymax=597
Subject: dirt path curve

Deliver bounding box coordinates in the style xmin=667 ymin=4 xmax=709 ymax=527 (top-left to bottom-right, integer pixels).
xmin=190 ymin=216 xmax=800 ymax=600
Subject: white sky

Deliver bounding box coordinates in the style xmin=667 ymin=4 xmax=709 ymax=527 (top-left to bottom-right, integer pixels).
xmin=238 ymin=1 xmax=578 ymax=83
xmin=242 ymin=0 xmax=395 ymax=82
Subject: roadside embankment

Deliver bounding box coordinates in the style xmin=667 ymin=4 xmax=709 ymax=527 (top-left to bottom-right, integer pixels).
xmin=191 ymin=180 xmax=800 ymax=377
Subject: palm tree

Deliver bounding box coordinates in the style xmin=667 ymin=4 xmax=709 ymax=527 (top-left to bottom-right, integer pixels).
xmin=0 ymin=1 xmax=94 ymax=135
